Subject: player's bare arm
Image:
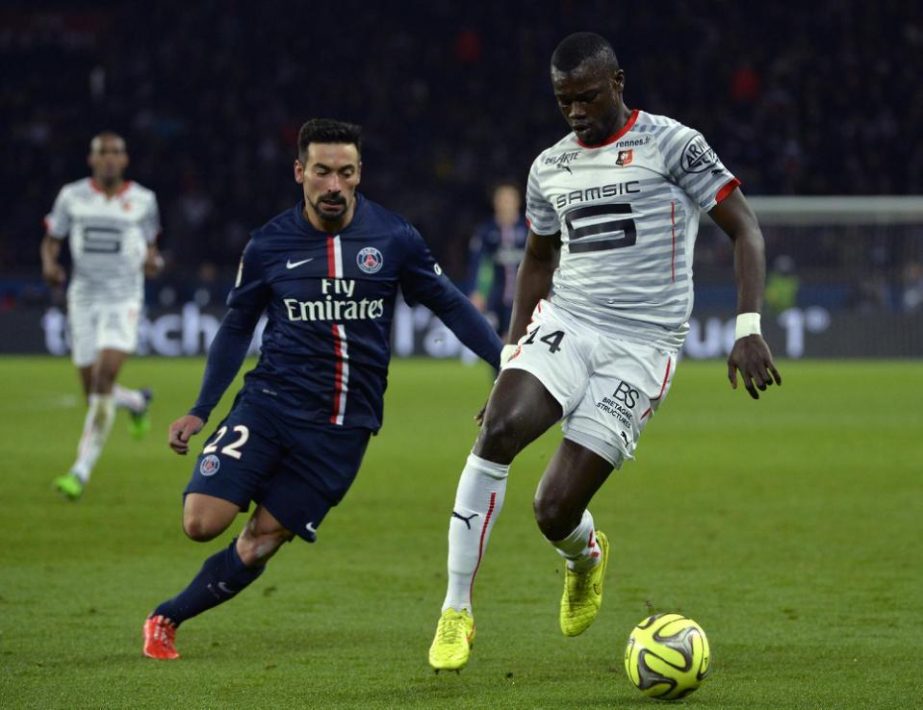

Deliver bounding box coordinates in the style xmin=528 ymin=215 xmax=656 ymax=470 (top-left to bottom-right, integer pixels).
xmin=708 ymin=188 xmax=782 ymax=399
xmin=506 ymin=230 xmax=561 ymax=345
xmin=40 ymin=234 xmax=66 ymax=287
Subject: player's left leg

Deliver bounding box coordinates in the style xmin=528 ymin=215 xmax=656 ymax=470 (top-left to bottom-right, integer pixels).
xmin=144 ymin=505 xmax=293 ymax=660
xmin=544 ymin=341 xmax=677 ymax=636
xmin=534 ymin=440 xmax=614 ymax=636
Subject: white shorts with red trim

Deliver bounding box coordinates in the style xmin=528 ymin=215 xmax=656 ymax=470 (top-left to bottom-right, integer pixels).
xmin=67 ymin=298 xmax=142 ymax=367
xmin=502 ymin=299 xmax=676 ymax=468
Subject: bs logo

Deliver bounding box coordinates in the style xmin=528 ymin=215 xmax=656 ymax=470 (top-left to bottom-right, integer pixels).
xmin=613 ymin=382 xmax=639 ymax=408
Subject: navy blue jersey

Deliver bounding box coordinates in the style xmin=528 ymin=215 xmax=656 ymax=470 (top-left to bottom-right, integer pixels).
xmin=202 ymin=195 xmax=500 ymax=431
xmin=465 ymin=217 xmax=528 ymax=312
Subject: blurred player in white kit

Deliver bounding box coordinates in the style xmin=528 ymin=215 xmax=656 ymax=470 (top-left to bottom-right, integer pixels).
xmin=41 ymin=132 xmax=163 ymax=500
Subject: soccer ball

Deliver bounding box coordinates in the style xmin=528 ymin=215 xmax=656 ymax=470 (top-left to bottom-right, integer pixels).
xmin=624 ymin=613 xmax=710 ymax=700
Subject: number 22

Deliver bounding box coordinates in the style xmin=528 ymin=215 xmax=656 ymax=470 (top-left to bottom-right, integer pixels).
xmin=202 ymin=425 xmax=250 ymax=460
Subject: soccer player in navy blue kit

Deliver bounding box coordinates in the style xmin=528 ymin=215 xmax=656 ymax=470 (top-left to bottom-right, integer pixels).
xmin=464 ymin=183 xmax=528 ymax=338
xmin=143 ymin=119 xmax=502 ymax=659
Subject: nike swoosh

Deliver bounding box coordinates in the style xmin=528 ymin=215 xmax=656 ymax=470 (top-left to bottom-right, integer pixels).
xmin=286 ymin=258 xmax=314 ymax=269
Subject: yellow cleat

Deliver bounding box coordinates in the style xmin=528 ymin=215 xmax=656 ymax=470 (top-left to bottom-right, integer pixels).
xmin=560 ymin=530 xmax=609 ymax=637
xmin=428 ymin=608 xmax=475 ymax=672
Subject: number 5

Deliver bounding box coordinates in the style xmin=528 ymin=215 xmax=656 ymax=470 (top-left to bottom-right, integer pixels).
xmin=565 ymin=203 xmax=637 ymax=253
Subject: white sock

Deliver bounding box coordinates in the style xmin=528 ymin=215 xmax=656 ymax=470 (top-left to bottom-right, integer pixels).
xmin=441 ymin=453 xmax=510 ymax=614
xmin=549 ymin=509 xmax=601 ymax=573
xmin=69 ymin=394 xmax=116 ymax=483
xmin=113 ymin=384 xmax=146 ymax=413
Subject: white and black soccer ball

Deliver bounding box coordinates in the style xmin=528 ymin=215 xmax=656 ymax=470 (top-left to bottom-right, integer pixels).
xmin=624 ymin=613 xmax=710 ymax=700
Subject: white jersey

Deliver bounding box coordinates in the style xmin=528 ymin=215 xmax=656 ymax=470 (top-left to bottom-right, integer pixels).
xmin=526 ymin=109 xmax=739 ymax=351
xmin=45 ymin=178 xmax=160 ymax=305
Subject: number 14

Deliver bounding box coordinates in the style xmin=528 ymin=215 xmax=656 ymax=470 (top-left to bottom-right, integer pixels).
xmin=523 ymin=326 xmax=565 ymax=353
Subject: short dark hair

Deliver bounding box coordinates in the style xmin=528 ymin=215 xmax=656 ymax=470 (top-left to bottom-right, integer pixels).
xmin=297 ymin=118 xmax=362 ymax=161
xmin=551 ymin=32 xmax=619 ymax=73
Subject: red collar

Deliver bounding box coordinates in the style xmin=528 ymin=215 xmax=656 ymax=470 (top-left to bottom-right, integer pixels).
xmin=576 ymin=109 xmax=639 ymax=148
xmin=90 ymin=178 xmax=132 ymax=197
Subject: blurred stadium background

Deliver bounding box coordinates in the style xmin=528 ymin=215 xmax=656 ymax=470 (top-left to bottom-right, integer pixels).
xmin=1 ymin=0 xmax=921 ymax=358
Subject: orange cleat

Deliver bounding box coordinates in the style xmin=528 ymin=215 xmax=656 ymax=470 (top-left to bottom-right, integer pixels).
xmin=143 ymin=615 xmax=180 ymax=660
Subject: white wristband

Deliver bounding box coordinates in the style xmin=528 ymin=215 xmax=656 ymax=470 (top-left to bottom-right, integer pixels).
xmin=500 ymin=343 xmax=519 ymax=367
xmin=735 ymin=313 xmax=762 ymax=340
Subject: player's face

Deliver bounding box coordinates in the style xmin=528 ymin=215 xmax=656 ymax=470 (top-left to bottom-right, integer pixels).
xmin=552 ymin=63 xmax=624 ymax=146
xmin=88 ymin=137 xmax=128 ymax=183
xmin=295 ymin=143 xmax=361 ymax=226
xmin=493 ymin=185 xmax=521 ymax=214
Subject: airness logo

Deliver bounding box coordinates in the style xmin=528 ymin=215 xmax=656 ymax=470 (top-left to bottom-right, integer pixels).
xmin=543 ymin=150 xmax=580 ymax=173
xmin=680 ymin=133 xmax=718 ymax=173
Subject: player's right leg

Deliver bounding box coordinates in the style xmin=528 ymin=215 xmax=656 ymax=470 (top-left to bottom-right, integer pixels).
xmin=429 ymin=368 xmax=564 ymax=671
xmin=54 ymin=305 xmax=104 ymax=499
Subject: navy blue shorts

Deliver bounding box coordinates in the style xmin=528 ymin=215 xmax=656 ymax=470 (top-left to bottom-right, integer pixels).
xmin=184 ymin=395 xmax=371 ymax=542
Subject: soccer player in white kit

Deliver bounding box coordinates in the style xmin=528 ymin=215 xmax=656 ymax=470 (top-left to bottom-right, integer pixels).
xmin=41 ymin=132 xmax=163 ymax=500
xmin=429 ymin=32 xmax=782 ymax=670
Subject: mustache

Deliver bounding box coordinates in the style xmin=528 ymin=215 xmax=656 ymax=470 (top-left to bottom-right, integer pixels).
xmin=320 ymin=194 xmax=346 ymax=205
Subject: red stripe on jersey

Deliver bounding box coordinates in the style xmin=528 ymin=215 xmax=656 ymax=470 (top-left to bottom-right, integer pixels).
xmin=330 ymin=324 xmax=345 ymax=424
xmin=468 ymin=492 xmax=497 ymax=606
xmin=326 ymin=235 xmax=336 ymax=276
xmin=670 ymin=201 xmax=676 ymax=283
xmin=715 ymin=178 xmax=741 ymax=205
xmin=576 ymin=109 xmax=639 ymax=148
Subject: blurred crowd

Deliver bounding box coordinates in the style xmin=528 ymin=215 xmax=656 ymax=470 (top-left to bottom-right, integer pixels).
xmin=1 ymin=0 xmax=921 ymax=308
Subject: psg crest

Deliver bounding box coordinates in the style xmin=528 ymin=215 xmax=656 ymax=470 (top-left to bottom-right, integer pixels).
xmin=199 ymin=454 xmax=220 ymax=477
xmin=357 ymin=246 xmax=383 ymax=274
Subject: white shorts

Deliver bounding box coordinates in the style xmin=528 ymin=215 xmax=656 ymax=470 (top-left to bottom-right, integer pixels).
xmin=67 ymin=299 xmax=142 ymax=367
xmin=503 ymin=300 xmax=676 ymax=468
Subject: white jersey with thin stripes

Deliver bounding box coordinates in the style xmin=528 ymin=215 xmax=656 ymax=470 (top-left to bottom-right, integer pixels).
xmin=526 ymin=109 xmax=738 ymax=351
xmin=45 ymin=178 xmax=160 ymax=305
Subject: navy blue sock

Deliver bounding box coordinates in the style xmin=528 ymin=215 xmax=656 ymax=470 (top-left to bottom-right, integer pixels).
xmin=153 ymin=538 xmax=264 ymax=626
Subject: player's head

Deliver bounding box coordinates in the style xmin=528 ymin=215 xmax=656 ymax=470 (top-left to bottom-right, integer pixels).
xmin=550 ymin=32 xmax=625 ymax=146
xmin=295 ymin=118 xmax=362 ymax=229
xmin=88 ymin=132 xmax=128 ymax=184
xmin=492 ymin=182 xmax=521 ymax=223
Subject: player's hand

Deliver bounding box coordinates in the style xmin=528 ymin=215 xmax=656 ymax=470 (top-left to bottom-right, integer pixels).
xmin=168 ymin=414 xmax=205 ymax=455
xmin=727 ymin=334 xmax=782 ymax=399
xmin=42 ymin=262 xmax=66 ymax=287
xmin=144 ymin=253 xmax=165 ymax=278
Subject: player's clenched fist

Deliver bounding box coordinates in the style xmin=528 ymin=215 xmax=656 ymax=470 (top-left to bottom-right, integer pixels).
xmin=168 ymin=414 xmax=205 ymax=455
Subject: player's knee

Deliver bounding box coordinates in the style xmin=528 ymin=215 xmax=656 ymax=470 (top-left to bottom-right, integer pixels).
xmin=182 ymin=512 xmax=223 ymax=542
xmin=477 ymin=409 xmax=528 ymax=462
xmin=91 ymin=368 xmax=117 ymax=394
xmin=533 ymin=493 xmax=577 ymax=541
xmin=237 ymin=527 xmax=293 ymax=567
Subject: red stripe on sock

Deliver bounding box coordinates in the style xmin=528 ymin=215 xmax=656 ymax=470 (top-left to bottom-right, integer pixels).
xmin=468 ymin=492 xmax=496 ymax=606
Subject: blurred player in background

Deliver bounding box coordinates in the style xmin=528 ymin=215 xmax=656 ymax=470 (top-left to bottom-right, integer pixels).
xmin=464 ymin=183 xmax=528 ymax=338
xmin=142 ymin=119 xmax=501 ymax=660
xmin=41 ymin=132 xmax=162 ymax=501
xmin=429 ymin=32 xmax=782 ymax=671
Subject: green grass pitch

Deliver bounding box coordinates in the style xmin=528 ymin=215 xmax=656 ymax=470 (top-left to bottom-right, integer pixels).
xmin=1 ymin=356 xmax=921 ymax=708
